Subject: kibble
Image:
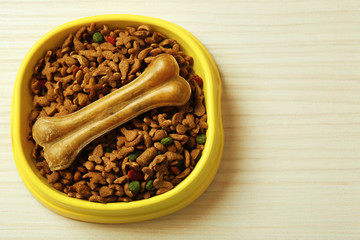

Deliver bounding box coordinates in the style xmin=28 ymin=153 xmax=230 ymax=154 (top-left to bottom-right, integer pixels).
xmin=129 ymin=181 xmax=140 ymax=194
xmin=160 ymin=137 xmax=173 ymax=146
xmin=128 ymin=151 xmax=139 ymax=161
xmin=29 ymin=23 xmax=208 ymax=203
xmin=92 ymin=32 xmax=103 ymax=43
xmin=196 ymin=134 xmax=206 ymax=145
xmin=145 ymin=180 xmax=153 ymax=191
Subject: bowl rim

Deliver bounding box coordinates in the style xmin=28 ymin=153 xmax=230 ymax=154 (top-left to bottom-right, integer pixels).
xmin=11 ymin=14 xmax=224 ymax=223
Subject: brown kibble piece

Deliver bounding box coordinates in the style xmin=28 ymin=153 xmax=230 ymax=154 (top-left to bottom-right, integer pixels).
xmin=125 ymin=132 xmax=143 ymax=147
xmin=74 ymin=93 xmax=90 ymax=107
xmin=130 ymin=118 xmax=149 ymax=131
xmin=154 ymin=142 xmax=166 ymax=153
xmin=156 ymin=187 xmax=171 ymax=195
xmin=47 ymin=171 xmax=60 ymax=184
xmin=100 ymin=42 xmax=117 ymax=52
xmin=33 ymin=95 xmax=49 ymax=108
xmin=128 ymin=58 xmax=141 ymax=75
xmin=88 ymin=144 xmax=103 ymax=164
xmin=118 ymin=146 xmax=135 ymax=157
xmin=62 ymin=55 xmax=78 ymax=66
xmin=116 ymin=136 xmax=126 ymax=148
xmin=89 ymin=194 xmax=104 ymax=203
xmin=114 ymin=175 xmax=128 ymax=185
xmin=183 ymin=114 xmax=196 ymax=129
xmin=190 ymin=149 xmax=201 ymax=162
xmin=144 ymin=116 xmax=159 ymax=128
xmin=30 ymin=78 xmax=42 ymax=95
xmin=95 ymin=164 xmax=104 ymax=172
xmin=119 ymin=59 xmax=129 ymax=80
xmin=126 ymin=161 xmax=141 ymax=171
xmin=99 ymin=186 xmax=114 ymax=197
xmin=124 ymin=182 xmax=134 ymax=198
xmin=138 ymin=47 xmax=152 ymax=60
xmin=184 ymin=149 xmax=190 ymax=167
xmin=193 ymin=79 xmax=206 ymax=117
xmin=60 ymin=170 xmax=73 ymax=180
xmin=173 ymin=140 xmax=183 ymax=153
xmin=73 ymin=171 xmax=82 ymax=182
xmin=199 ymin=114 xmax=208 ymax=130
xmin=71 ymin=180 xmax=92 ymax=197
xmin=29 ymin=110 xmax=39 ymax=124
xmin=83 ymin=161 xmax=95 ymax=171
xmin=73 ymin=55 xmax=89 ymax=67
xmin=73 ymin=37 xmax=85 ymax=52
xmin=152 ymin=129 xmax=167 ymax=141
xmin=176 ymin=124 xmax=188 ymax=134
xmin=158 ymin=114 xmax=172 ymax=129
xmin=121 ymin=157 xmax=129 ymax=175
xmin=165 ymin=152 xmax=183 ymax=162
xmin=172 ymin=112 xmax=184 ymax=127
xmin=142 ymin=167 xmax=154 ymax=181
xmin=87 ymin=22 xmax=97 ymax=35
xmin=153 ymin=179 xmax=174 ymax=189
xmin=143 ymin=131 xmax=152 ymax=148
xmin=121 ymin=127 xmax=138 ymax=142
xmin=53 ymin=182 xmax=64 ymax=191
xmin=136 ymin=147 xmax=157 ymax=167
xmin=176 ymin=167 xmax=191 ymax=179
xmin=169 ymin=133 xmax=188 ymax=145
xmin=62 ymin=34 xmax=73 ymax=49
xmin=42 ymin=61 xmax=57 ymax=81
xmin=103 ymin=157 xmax=119 ymax=173
xmin=44 ymin=103 xmax=57 ymax=116
xmin=110 ymin=184 xmax=125 ymax=196
xmin=149 ymin=154 xmax=166 ymax=169
xmin=83 ymin=172 xmax=107 ymax=190
xmin=75 ymin=26 xmax=86 ymax=39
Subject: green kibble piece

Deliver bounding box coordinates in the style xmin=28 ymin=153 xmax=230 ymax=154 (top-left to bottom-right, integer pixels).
xmin=161 ymin=137 xmax=173 ymax=146
xmin=128 ymin=151 xmax=139 ymax=161
xmin=93 ymin=32 xmax=103 ymax=43
xmin=145 ymin=180 xmax=153 ymax=191
xmin=196 ymin=134 xmax=206 ymax=145
xmin=129 ymin=181 xmax=140 ymax=193
xmin=105 ymin=147 xmax=113 ymax=153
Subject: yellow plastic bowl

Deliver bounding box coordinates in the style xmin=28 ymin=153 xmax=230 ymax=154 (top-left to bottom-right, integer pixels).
xmin=11 ymin=14 xmax=223 ymax=223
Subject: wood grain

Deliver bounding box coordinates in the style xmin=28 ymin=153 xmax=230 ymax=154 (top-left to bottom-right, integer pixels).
xmin=2 ymin=0 xmax=360 ymax=239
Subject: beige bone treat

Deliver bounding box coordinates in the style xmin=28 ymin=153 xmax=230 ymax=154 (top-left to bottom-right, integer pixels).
xmin=32 ymin=54 xmax=191 ymax=171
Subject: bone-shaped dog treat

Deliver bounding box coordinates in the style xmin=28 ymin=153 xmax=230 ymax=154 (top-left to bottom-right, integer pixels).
xmin=32 ymin=54 xmax=191 ymax=171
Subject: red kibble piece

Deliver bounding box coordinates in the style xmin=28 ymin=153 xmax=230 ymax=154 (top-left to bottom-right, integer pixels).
xmin=72 ymin=67 xmax=81 ymax=77
xmin=193 ymin=75 xmax=203 ymax=88
xmin=106 ymin=36 xmax=116 ymax=45
xmin=38 ymin=79 xmax=47 ymax=86
xmin=128 ymin=170 xmax=144 ymax=181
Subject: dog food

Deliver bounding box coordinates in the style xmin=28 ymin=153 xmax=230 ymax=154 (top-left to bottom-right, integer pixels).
xmin=29 ymin=23 xmax=207 ymax=203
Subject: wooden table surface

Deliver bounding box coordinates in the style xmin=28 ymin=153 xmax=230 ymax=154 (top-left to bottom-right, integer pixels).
xmin=2 ymin=0 xmax=360 ymax=239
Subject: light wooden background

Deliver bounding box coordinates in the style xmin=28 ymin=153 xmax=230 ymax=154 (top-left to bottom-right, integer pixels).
xmin=2 ymin=0 xmax=360 ymax=239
